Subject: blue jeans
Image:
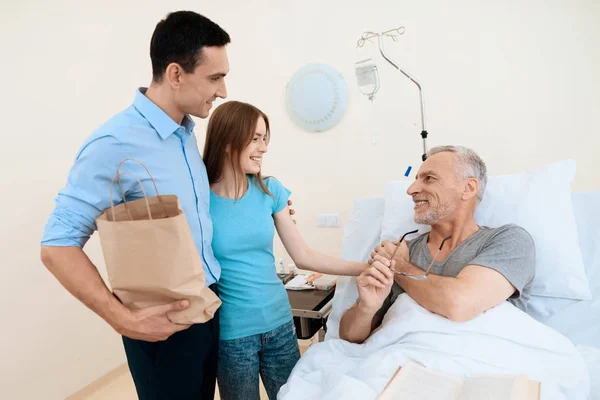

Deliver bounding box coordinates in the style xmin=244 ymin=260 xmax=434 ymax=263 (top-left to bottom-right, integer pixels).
xmin=217 ymin=320 xmax=300 ymax=400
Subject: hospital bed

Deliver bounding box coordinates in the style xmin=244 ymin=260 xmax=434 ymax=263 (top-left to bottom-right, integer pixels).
xmin=322 ymin=170 xmax=600 ymax=399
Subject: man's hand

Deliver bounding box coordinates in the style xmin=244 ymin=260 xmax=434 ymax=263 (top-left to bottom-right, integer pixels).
xmin=339 ymin=257 xmax=394 ymax=343
xmin=356 ymin=258 xmax=395 ymax=312
xmin=368 ymin=240 xmax=409 ymax=267
xmin=287 ymin=199 xmax=296 ymax=224
xmin=117 ymin=300 xmax=192 ymax=342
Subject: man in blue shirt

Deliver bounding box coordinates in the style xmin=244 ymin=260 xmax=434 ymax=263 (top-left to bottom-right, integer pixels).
xmin=41 ymin=11 xmax=230 ymax=400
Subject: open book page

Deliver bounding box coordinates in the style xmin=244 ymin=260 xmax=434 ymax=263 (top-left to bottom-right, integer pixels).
xmin=378 ymin=362 xmax=463 ymax=400
xmin=459 ymin=375 xmax=531 ymax=400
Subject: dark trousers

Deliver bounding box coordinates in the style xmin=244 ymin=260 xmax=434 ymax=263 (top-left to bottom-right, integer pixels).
xmin=122 ymin=285 xmax=219 ymax=400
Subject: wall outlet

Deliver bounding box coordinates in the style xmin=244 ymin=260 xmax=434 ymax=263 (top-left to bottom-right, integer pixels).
xmin=318 ymin=213 xmax=340 ymax=227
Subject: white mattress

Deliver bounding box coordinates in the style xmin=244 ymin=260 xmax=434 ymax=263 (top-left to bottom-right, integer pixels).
xmin=329 ymin=191 xmax=600 ymax=399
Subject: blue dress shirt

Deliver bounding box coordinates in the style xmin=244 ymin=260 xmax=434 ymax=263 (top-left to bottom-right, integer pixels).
xmin=41 ymin=88 xmax=221 ymax=285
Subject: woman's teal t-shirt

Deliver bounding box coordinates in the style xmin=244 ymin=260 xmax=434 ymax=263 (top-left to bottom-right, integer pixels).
xmin=210 ymin=176 xmax=293 ymax=340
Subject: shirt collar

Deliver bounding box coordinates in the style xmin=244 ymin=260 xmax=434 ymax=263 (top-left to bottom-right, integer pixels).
xmin=133 ymin=87 xmax=195 ymax=139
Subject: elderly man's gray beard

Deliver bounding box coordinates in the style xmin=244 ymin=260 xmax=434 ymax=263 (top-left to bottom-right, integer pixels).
xmin=414 ymin=201 xmax=457 ymax=225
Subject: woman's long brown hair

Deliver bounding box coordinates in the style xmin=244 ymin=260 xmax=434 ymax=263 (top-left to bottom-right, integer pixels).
xmin=202 ymin=100 xmax=273 ymax=199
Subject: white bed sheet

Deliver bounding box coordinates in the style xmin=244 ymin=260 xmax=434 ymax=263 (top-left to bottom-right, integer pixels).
xmin=282 ymin=293 xmax=588 ymax=399
xmin=325 ymin=191 xmax=600 ymax=399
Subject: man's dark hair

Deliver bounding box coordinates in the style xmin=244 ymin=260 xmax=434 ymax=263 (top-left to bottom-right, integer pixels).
xmin=150 ymin=11 xmax=230 ymax=82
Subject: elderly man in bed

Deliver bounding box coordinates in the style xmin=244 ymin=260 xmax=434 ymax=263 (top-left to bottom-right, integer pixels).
xmin=339 ymin=145 xmax=536 ymax=344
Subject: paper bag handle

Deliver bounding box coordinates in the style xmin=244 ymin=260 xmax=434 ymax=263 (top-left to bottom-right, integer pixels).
xmin=109 ymin=172 xmax=153 ymax=221
xmin=114 ymin=158 xmax=167 ymax=219
xmin=115 ymin=158 xmax=162 ymax=198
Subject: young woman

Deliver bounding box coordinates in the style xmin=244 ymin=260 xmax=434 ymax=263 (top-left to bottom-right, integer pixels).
xmin=202 ymin=101 xmax=369 ymax=399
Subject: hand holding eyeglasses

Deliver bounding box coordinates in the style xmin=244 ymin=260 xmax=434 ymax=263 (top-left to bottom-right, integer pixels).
xmin=369 ymin=239 xmax=409 ymax=266
xmin=370 ymin=230 xmax=452 ymax=281
xmin=369 ymin=229 xmax=418 ymax=268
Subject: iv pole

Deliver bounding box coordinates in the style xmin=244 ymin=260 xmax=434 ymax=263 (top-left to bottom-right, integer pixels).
xmin=357 ymin=27 xmax=429 ymax=161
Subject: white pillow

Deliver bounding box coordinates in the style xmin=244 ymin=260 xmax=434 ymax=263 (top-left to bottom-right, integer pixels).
xmin=381 ymin=159 xmax=592 ymax=301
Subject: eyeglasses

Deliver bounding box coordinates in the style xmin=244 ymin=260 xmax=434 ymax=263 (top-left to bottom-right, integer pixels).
xmin=391 ymin=230 xmax=452 ymax=280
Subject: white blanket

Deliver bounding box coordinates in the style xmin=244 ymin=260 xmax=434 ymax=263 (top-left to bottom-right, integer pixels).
xmin=279 ymin=294 xmax=590 ymax=400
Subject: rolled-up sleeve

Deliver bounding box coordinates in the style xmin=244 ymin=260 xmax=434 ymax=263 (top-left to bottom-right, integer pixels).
xmin=41 ymin=135 xmax=127 ymax=248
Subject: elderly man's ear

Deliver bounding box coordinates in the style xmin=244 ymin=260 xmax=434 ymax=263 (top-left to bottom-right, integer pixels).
xmin=462 ymin=178 xmax=479 ymax=201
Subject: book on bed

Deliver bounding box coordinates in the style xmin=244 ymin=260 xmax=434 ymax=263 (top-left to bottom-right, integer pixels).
xmin=377 ymin=362 xmax=540 ymax=400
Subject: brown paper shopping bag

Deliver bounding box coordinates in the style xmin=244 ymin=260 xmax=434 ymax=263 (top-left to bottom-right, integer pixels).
xmin=96 ymin=159 xmax=221 ymax=324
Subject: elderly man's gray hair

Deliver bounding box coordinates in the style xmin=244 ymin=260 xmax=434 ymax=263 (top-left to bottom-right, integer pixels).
xmin=427 ymin=145 xmax=488 ymax=201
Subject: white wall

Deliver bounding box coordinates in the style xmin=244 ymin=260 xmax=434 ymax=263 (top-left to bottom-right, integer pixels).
xmin=1 ymin=0 xmax=599 ymax=398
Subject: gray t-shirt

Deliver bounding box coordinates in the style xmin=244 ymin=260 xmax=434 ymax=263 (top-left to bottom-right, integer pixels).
xmin=376 ymin=224 xmax=536 ymax=318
